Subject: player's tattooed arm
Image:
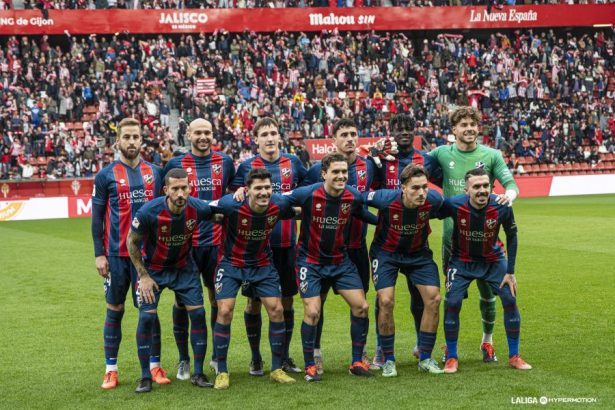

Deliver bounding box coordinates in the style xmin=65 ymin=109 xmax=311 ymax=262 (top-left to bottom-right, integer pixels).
xmin=127 ymin=230 xmax=159 ymax=304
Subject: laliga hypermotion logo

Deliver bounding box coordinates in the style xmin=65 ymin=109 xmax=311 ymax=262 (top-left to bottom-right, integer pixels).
xmin=71 ymin=180 xmax=81 ymax=195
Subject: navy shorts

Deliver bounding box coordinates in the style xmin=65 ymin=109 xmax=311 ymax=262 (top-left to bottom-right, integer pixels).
xmin=215 ymin=261 xmax=282 ymax=301
xmin=370 ymin=249 xmax=440 ymax=291
xmin=445 ymin=258 xmax=507 ymax=302
xmin=137 ymin=265 xmax=203 ymax=311
xmin=193 ymin=245 xmax=219 ymax=290
xmin=296 ymin=256 xmax=364 ymax=299
xmin=105 ymin=256 xmax=138 ymax=307
xmin=348 ymin=245 xmax=370 ymax=293
xmin=243 ymin=247 xmax=297 ymax=298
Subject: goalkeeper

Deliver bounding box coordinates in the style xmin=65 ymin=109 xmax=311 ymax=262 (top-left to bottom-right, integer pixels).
xmin=430 ymin=106 xmax=518 ymax=363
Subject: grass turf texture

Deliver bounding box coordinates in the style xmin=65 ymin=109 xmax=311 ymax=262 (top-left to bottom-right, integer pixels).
xmin=1 ymin=194 xmax=613 ymax=409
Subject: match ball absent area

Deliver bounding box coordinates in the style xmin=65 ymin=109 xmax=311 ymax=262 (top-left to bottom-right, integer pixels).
xmin=1 ymin=195 xmax=613 ymax=409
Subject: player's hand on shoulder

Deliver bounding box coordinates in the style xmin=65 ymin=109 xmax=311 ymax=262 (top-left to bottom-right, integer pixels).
xmin=233 ymin=186 xmax=246 ymax=202
xmin=95 ymin=255 xmax=109 ymax=278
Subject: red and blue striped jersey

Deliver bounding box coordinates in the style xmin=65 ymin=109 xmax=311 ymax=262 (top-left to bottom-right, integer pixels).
xmin=163 ymin=151 xmax=235 ymax=247
xmin=210 ymin=194 xmax=296 ymax=267
xmin=303 ymin=155 xmax=376 ymax=249
xmin=365 ymin=189 xmax=443 ymax=254
xmin=377 ymin=149 xmax=442 ymax=189
xmin=439 ymin=194 xmax=518 ymax=272
xmin=131 ymin=196 xmax=212 ymax=271
xmin=92 ymin=160 xmax=162 ymax=257
xmin=286 ymin=183 xmax=373 ymax=265
xmin=231 ymin=154 xmax=307 ymax=248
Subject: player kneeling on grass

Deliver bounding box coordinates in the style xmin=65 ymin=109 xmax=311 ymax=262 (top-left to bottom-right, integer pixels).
xmin=210 ymin=168 xmax=300 ymax=390
xmin=439 ymin=168 xmax=531 ymax=373
xmin=363 ymin=165 xmax=444 ymax=377
xmin=128 ymin=168 xmax=215 ymax=393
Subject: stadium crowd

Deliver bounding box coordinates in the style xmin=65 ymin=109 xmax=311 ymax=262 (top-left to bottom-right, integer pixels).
xmin=20 ymin=0 xmax=615 ymax=10
xmin=0 ymin=27 xmax=613 ymax=180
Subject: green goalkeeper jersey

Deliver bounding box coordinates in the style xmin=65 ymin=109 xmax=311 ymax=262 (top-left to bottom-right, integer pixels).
xmin=429 ymin=143 xmax=519 ymax=198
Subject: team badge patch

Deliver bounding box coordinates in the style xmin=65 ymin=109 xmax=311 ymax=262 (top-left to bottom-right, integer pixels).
xmin=358 ymin=170 xmax=366 ymax=180
xmin=372 ymin=274 xmax=378 ymax=285
xmin=281 ymin=168 xmax=291 ymax=177
xmin=419 ymin=211 xmax=429 ymax=220
xmin=186 ymin=219 xmax=197 ymax=230
xmin=341 ymin=203 xmax=351 ymax=214
xmin=241 ymin=281 xmax=250 ymax=292
xmin=486 ymin=218 xmax=497 ymax=229
xmin=215 ymin=282 xmax=223 ymax=294
xmin=143 ymin=174 xmax=153 ymax=185
xmin=300 ymin=280 xmax=308 ymax=294
xmin=267 ymin=215 xmax=278 ymax=226
xmin=212 ymin=164 xmax=222 ymax=175
xmin=475 ymin=161 xmax=485 ymax=169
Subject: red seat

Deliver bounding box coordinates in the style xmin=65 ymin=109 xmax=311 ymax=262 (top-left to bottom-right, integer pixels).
xmin=580 ymin=163 xmax=590 ymax=170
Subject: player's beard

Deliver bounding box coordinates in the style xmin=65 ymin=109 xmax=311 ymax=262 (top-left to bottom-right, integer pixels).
xmin=171 ymin=196 xmax=187 ymax=208
xmin=192 ymin=138 xmax=211 ymax=155
xmin=119 ymin=146 xmax=139 ymax=160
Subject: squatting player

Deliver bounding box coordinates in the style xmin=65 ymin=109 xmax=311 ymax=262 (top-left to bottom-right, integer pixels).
xmin=364 ymin=165 xmax=444 ymax=377
xmin=163 ymin=118 xmax=235 ymax=379
xmin=302 ymin=118 xmax=376 ymax=373
xmin=91 ymin=117 xmax=169 ymax=389
xmin=210 ymin=168 xmax=299 ymax=389
xmin=429 ymin=106 xmax=519 ymax=362
xmin=230 ymin=117 xmax=307 ymax=376
xmin=286 ymin=153 xmax=376 ymax=382
xmin=439 ymin=168 xmax=531 ymax=373
xmin=127 ymin=168 xmax=215 ymax=393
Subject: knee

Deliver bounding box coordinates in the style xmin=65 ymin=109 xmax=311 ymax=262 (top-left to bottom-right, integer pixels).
xmin=444 ymin=296 xmax=463 ymax=312
xmin=268 ymin=303 xmax=284 ymax=321
xmin=217 ymin=305 xmax=234 ymax=322
xmin=353 ymin=301 xmax=369 ymax=318
xmin=304 ymin=305 xmax=321 ymax=323
xmin=426 ymin=292 xmax=442 ymax=311
xmin=139 ymin=309 xmax=157 ymax=324
xmin=378 ymin=295 xmax=395 ymax=312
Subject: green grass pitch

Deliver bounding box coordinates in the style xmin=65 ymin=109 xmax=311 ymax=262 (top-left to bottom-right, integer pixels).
xmin=1 ymin=194 xmax=614 ymax=409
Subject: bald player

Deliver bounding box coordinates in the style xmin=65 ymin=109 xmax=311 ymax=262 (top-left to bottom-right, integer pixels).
xmin=163 ymin=118 xmax=235 ymax=380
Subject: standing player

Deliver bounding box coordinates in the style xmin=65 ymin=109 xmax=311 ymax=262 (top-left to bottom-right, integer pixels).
xmin=287 ymin=153 xmax=376 ymax=382
xmin=163 ymin=118 xmax=235 ymax=379
xmin=127 ymin=168 xmax=214 ymax=392
xmin=364 ymin=165 xmax=444 ymax=377
xmin=91 ymin=117 xmax=169 ymax=389
xmin=230 ymin=117 xmax=307 ymax=376
xmin=429 ymin=106 xmax=518 ymax=362
xmin=210 ymin=168 xmax=299 ymax=389
xmin=302 ymin=118 xmax=376 ymax=373
xmin=438 ymin=168 xmax=531 ymax=373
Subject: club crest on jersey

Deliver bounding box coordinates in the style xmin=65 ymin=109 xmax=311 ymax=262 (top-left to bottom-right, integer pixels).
xmin=341 ymin=203 xmax=351 ymax=214
xmin=186 ymin=219 xmax=197 ymax=230
xmin=143 ymin=174 xmax=154 ymax=185
xmin=212 ymin=164 xmax=222 ymax=175
xmin=357 ymin=170 xmax=366 ymax=180
xmin=131 ymin=217 xmax=140 ymax=229
xmin=419 ymin=211 xmax=429 ymax=220
xmin=475 ymin=161 xmax=485 ymax=169
xmin=281 ymin=168 xmax=291 ymax=177
xmin=486 ymin=218 xmax=497 ymax=229
xmin=460 ymin=218 xmax=467 ymax=226
xmin=267 ymin=215 xmax=278 ymax=226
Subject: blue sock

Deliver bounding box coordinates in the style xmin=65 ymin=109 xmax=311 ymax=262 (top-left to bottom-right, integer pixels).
xmin=136 ymin=311 xmax=156 ymax=379
xmin=283 ymin=309 xmax=294 ymax=360
xmin=269 ymin=321 xmax=286 ymax=370
xmin=410 ymin=285 xmax=424 ymax=344
xmin=501 ymin=294 xmax=521 ymax=358
xmin=150 ymin=315 xmax=161 ymax=367
xmin=418 ymin=331 xmax=437 ymax=361
xmin=374 ymin=295 xmax=381 ymax=351
xmin=244 ymin=312 xmax=262 ymax=362
xmin=444 ymin=298 xmax=462 ymax=359
xmin=188 ymin=307 xmax=207 ymax=375
xmin=350 ymin=314 xmax=368 ymax=364
xmin=380 ymin=333 xmax=395 ymax=362
xmin=210 ymin=305 xmax=218 ymax=361
xmin=103 ymin=309 xmax=124 ymax=368
xmin=173 ymin=304 xmax=190 ymax=362
xmin=315 ymin=307 xmax=324 ymax=349
xmin=213 ymin=322 xmax=231 ymax=373
xmin=301 ymin=321 xmax=317 ymax=367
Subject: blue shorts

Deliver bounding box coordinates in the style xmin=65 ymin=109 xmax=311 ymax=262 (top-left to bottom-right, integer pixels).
xmin=137 ymin=264 xmax=203 ymax=311
xmin=193 ymin=245 xmax=219 ymax=290
xmin=243 ymin=247 xmax=297 ymax=298
xmin=105 ymin=256 xmax=138 ymax=307
xmin=296 ymin=256 xmax=364 ymax=299
xmin=445 ymin=258 xmax=507 ymax=301
xmin=370 ymin=249 xmax=440 ymax=291
xmin=348 ymin=244 xmax=370 ymax=293
xmin=215 ymin=261 xmax=282 ymax=301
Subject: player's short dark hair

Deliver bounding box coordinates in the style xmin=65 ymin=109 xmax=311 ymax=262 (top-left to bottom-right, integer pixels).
xmin=449 ymin=106 xmax=481 ymax=127
xmin=253 ymin=117 xmax=279 ymax=138
xmin=400 ymin=164 xmax=429 ymax=185
xmin=390 ymin=113 xmax=415 ymax=132
xmin=321 ymin=153 xmax=348 ymax=173
xmin=117 ymin=117 xmax=141 ymax=138
xmin=464 ymin=168 xmax=488 ymax=184
xmin=165 ymin=168 xmax=188 ymax=185
xmin=331 ymin=118 xmax=357 ymax=138
xmin=245 ymin=168 xmax=272 ymax=187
